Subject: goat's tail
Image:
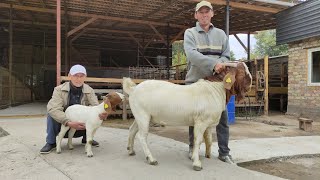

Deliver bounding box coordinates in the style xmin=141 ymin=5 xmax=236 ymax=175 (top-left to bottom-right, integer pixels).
xmin=122 ymin=77 xmax=137 ymax=95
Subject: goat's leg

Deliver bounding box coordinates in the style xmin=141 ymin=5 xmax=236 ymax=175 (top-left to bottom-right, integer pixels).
xmin=135 ymin=117 xmax=158 ymax=165
xmin=85 ymin=127 xmax=95 ymax=157
xmin=127 ymin=121 xmax=138 ymax=156
xmin=56 ymin=125 xmax=70 ymax=154
xmin=203 ymin=127 xmax=213 ymax=158
xmin=67 ymin=128 xmax=76 ymax=150
xmin=192 ymin=124 xmax=207 ymax=171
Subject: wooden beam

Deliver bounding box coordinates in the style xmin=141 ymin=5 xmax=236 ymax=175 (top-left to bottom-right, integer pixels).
xmin=9 ymin=4 xmax=13 ymax=106
xmin=188 ymin=0 xmax=281 ymax=13
xmin=149 ymin=24 xmax=165 ymax=44
xmin=18 ymin=0 xmax=35 ymax=22
xmin=67 ymin=17 xmax=97 ymax=37
xmin=162 ymin=3 xmax=195 ymax=21
xmin=144 ymin=34 xmax=156 ymax=49
xmin=39 ymin=0 xmax=47 ymax=8
xmin=60 ymin=76 xmax=185 ymax=84
xmin=264 ymin=56 xmax=269 ymax=115
xmin=170 ymin=27 xmax=187 ymax=45
xmin=71 ymin=46 xmax=90 ymax=65
xmin=128 ymin=33 xmax=144 ymax=49
xmin=142 ymin=0 xmax=180 ymax=18
xmin=252 ymin=0 xmax=295 ymax=7
xmin=234 ymin=34 xmax=248 ymax=52
xmin=70 ymin=29 xmax=87 ymax=43
xmin=0 ymin=3 xmax=186 ymax=28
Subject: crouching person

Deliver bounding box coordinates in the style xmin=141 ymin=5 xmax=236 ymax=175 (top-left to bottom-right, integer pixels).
xmin=40 ymin=64 xmax=106 ymax=154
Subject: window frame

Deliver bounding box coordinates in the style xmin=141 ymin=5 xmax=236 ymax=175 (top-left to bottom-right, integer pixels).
xmin=308 ymin=47 xmax=320 ymax=86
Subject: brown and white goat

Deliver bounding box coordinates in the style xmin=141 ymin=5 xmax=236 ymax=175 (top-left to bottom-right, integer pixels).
xmin=122 ymin=62 xmax=252 ymax=170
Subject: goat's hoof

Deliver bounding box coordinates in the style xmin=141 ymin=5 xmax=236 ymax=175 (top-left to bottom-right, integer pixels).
xmin=205 ymin=154 xmax=211 ymax=158
xmin=128 ymin=151 xmax=136 ymax=156
xmin=87 ymin=154 xmax=93 ymax=158
xmin=57 ymin=151 xmax=61 ymax=154
xmin=87 ymin=152 xmax=93 ymax=157
xmin=193 ymin=165 xmax=203 ymax=171
xmin=146 ymin=157 xmax=158 ymax=165
xmin=69 ymin=146 xmax=74 ymax=150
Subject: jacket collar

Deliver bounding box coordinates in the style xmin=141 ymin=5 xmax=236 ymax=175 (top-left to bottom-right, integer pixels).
xmin=61 ymin=82 xmax=91 ymax=94
xmin=196 ymin=21 xmax=214 ymax=32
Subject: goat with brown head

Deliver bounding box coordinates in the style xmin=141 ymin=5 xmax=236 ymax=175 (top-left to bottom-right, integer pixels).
xmin=205 ymin=62 xmax=252 ymax=104
xmin=103 ymin=91 xmax=124 ymax=114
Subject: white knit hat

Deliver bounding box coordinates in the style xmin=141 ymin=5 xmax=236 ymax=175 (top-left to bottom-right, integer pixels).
xmin=69 ymin=64 xmax=87 ymax=75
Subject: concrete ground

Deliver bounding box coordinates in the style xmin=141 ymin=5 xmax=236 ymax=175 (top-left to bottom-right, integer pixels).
xmin=1 ymin=103 xmax=319 ymax=180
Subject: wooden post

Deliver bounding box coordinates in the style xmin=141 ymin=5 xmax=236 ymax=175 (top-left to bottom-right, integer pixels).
xmin=264 ymin=56 xmax=269 ymax=115
xmin=254 ymin=59 xmax=258 ymax=101
xmin=64 ymin=0 xmax=69 ymax=75
xmin=56 ymin=0 xmax=61 ymax=86
xmin=9 ymin=4 xmax=13 ymax=106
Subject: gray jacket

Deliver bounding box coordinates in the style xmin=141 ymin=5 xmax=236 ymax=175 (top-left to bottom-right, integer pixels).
xmin=184 ymin=22 xmax=230 ymax=84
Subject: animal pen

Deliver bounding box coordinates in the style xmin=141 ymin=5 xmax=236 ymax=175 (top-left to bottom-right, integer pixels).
xmin=0 ymin=0 xmax=293 ymax=118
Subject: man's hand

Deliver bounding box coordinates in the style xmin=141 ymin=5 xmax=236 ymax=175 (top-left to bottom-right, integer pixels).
xmin=99 ymin=112 xmax=109 ymax=120
xmin=66 ymin=121 xmax=86 ymax=130
xmin=214 ymin=63 xmax=225 ymax=73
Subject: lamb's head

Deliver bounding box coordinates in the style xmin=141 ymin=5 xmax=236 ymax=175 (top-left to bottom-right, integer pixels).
xmin=104 ymin=92 xmax=125 ymax=111
xmin=205 ymin=62 xmax=252 ymax=103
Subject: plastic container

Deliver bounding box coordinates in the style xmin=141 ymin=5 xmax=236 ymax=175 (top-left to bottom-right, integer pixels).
xmin=227 ymin=95 xmax=236 ymax=125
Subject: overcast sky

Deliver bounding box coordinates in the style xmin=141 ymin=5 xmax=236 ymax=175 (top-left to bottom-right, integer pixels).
xmin=229 ymin=34 xmax=256 ymax=60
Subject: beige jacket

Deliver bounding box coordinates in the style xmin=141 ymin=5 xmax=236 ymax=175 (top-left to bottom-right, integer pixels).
xmin=47 ymin=82 xmax=99 ymax=125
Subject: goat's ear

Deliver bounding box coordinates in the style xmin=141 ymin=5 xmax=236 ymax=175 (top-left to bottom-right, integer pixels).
xmin=223 ymin=72 xmax=235 ymax=90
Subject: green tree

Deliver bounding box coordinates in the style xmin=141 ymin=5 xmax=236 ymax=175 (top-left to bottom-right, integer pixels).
xmin=172 ymin=40 xmax=187 ymax=70
xmin=230 ymin=50 xmax=236 ymax=61
xmin=252 ymin=29 xmax=288 ymax=58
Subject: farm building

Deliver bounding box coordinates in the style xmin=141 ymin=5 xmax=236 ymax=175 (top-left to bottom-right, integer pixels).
xmin=0 ymin=0 xmax=298 ymax=117
xmin=276 ymin=0 xmax=320 ymax=120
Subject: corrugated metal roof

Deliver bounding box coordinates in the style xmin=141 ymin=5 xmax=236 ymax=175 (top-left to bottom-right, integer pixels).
xmin=276 ymin=0 xmax=320 ymax=44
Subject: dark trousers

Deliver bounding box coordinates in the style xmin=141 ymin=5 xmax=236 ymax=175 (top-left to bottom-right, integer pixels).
xmin=46 ymin=115 xmax=86 ymax=145
xmin=189 ymin=110 xmax=230 ymax=156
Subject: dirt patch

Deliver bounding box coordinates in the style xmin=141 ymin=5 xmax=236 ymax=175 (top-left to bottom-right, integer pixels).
xmin=102 ymin=113 xmax=320 ymax=179
xmin=0 ymin=127 xmax=10 ymax=137
xmin=238 ymin=154 xmax=320 ymax=180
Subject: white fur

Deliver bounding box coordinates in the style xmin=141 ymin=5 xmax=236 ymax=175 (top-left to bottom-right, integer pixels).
xmin=56 ymin=92 xmax=124 ymax=157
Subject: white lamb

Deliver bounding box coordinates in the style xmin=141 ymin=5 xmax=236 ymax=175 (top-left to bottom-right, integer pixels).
xmin=56 ymin=92 xmax=124 ymax=157
xmin=122 ymin=62 xmax=252 ymax=171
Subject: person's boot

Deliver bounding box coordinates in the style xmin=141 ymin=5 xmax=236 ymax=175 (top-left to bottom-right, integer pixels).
xmin=82 ymin=138 xmax=99 ymax=147
xmin=218 ymin=154 xmax=236 ymax=165
xmin=40 ymin=143 xmax=56 ymax=154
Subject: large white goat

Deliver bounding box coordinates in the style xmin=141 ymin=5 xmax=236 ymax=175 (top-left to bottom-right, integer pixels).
xmin=56 ymin=92 xmax=124 ymax=157
xmin=123 ymin=62 xmax=252 ymax=170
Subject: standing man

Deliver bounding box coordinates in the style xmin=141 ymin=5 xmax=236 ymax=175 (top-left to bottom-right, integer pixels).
xmin=184 ymin=1 xmax=234 ymax=164
xmin=40 ymin=64 xmax=105 ymax=154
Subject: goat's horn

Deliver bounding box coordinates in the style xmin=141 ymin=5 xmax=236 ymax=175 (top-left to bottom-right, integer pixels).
xmin=222 ymin=63 xmax=238 ymax=67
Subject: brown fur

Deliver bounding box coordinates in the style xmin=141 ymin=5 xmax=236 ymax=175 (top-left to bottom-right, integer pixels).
xmin=204 ymin=62 xmax=252 ymax=104
xmin=103 ymin=92 xmax=123 ymax=114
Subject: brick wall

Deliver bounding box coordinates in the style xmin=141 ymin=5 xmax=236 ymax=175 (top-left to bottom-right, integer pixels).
xmin=287 ymin=36 xmax=320 ymax=120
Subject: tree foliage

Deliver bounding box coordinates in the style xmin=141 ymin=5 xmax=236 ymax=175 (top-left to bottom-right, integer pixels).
xmin=252 ymin=29 xmax=288 ymax=58
xmin=172 ymin=41 xmax=187 ymax=69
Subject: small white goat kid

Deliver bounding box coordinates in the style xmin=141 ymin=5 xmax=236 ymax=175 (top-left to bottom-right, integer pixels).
xmin=123 ymin=62 xmax=252 ymax=170
xmin=56 ymin=92 xmax=124 ymax=157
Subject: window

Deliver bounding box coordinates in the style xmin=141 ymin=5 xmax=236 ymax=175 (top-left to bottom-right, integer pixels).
xmin=308 ymin=47 xmax=320 ymax=86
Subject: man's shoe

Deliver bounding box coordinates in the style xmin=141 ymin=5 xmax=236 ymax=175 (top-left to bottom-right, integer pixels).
xmin=218 ymin=154 xmax=236 ymax=164
xmin=40 ymin=143 xmax=56 ymax=154
xmin=82 ymin=139 xmax=99 ymax=147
